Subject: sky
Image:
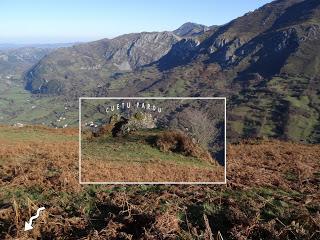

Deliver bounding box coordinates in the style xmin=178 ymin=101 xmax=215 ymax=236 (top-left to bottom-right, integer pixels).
xmin=0 ymin=0 xmax=272 ymax=44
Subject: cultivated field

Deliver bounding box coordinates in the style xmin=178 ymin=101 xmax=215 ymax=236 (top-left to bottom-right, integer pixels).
xmin=0 ymin=126 xmax=319 ymax=239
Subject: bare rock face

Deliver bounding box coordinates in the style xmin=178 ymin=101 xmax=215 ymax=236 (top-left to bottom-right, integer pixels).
xmin=127 ymin=112 xmax=157 ymax=129
xmin=105 ymin=32 xmax=180 ymax=70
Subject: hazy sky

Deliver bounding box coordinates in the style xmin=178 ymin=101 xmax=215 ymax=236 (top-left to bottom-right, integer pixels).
xmin=1 ymin=0 xmax=272 ymax=44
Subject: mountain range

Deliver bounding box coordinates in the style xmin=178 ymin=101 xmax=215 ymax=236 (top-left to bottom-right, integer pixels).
xmin=1 ymin=0 xmax=319 ymax=143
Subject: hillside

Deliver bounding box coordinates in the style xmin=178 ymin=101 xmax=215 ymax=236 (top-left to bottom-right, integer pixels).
xmin=0 ymin=126 xmax=319 ymax=239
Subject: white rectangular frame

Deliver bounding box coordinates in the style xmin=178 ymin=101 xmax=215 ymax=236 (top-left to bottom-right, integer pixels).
xmin=79 ymin=97 xmax=227 ymax=185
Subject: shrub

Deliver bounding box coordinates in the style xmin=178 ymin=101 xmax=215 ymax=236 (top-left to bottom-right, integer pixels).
xmin=155 ymin=131 xmax=214 ymax=163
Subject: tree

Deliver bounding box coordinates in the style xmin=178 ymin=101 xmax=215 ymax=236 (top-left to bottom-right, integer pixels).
xmin=171 ymin=108 xmax=218 ymax=149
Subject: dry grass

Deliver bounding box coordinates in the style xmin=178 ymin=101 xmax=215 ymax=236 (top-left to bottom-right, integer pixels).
xmin=81 ymin=158 xmax=224 ymax=182
xmin=0 ymin=126 xmax=319 ymax=239
xmin=228 ymin=139 xmax=320 ymax=190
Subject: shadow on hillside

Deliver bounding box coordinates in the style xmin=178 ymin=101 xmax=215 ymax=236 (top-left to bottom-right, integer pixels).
xmin=212 ymin=150 xmax=225 ymax=166
xmin=155 ymin=39 xmax=198 ymax=71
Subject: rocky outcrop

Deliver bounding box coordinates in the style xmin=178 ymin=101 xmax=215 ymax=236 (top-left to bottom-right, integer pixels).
xmin=111 ymin=113 xmax=157 ymax=137
xmin=105 ymin=32 xmax=180 ymax=70
xmin=112 ymin=117 xmax=130 ymax=137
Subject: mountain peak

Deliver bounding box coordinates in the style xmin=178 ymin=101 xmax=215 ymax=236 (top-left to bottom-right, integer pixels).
xmin=173 ymin=22 xmax=210 ymax=37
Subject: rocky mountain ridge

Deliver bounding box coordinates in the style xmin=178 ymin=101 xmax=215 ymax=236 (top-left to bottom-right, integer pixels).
xmin=24 ymin=31 xmax=184 ymax=94
xmin=108 ymin=0 xmax=320 ymax=143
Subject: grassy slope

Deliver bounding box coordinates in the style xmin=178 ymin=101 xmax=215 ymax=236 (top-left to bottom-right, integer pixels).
xmin=0 ymin=126 xmax=319 ymax=239
xmin=81 ymin=130 xmax=223 ymax=182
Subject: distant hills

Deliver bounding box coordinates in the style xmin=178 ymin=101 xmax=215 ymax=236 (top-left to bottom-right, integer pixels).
xmin=0 ymin=42 xmax=78 ymax=80
xmin=0 ymin=42 xmax=77 ymax=50
xmin=1 ymin=0 xmax=319 ymax=143
xmin=0 ymin=47 xmax=52 ymax=78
